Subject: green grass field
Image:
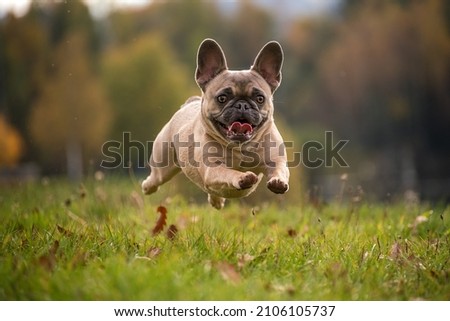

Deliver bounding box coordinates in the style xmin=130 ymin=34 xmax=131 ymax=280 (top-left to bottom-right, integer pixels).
xmin=0 ymin=176 xmax=449 ymax=300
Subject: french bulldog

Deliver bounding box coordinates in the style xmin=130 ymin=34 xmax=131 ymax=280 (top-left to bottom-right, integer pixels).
xmin=142 ymin=38 xmax=289 ymax=209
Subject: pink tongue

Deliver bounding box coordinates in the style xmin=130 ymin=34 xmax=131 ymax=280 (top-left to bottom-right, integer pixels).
xmin=229 ymin=122 xmax=253 ymax=134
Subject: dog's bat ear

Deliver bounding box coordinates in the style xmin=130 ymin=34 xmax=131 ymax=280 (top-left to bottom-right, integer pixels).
xmin=251 ymin=41 xmax=284 ymax=92
xmin=196 ymin=38 xmax=228 ymax=91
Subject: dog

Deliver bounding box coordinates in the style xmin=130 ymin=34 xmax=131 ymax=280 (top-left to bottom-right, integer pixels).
xmin=142 ymin=38 xmax=289 ymax=209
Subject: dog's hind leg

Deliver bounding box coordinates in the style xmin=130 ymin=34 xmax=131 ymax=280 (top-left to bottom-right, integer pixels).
xmin=208 ymin=194 xmax=226 ymax=210
xmin=142 ymin=165 xmax=180 ymax=195
xmin=142 ymin=135 xmax=180 ymax=195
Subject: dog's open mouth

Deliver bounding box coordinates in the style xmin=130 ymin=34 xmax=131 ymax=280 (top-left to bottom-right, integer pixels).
xmin=228 ymin=121 xmax=253 ymax=137
xmin=215 ymin=120 xmax=255 ymax=142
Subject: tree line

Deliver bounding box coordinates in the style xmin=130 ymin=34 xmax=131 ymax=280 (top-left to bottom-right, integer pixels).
xmin=0 ymin=0 xmax=448 ymax=200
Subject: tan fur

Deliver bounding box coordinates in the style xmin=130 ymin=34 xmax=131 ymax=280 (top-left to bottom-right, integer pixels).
xmin=142 ymin=39 xmax=289 ymax=209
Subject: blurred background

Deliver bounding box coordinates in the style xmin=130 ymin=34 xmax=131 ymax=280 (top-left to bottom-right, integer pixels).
xmin=0 ymin=0 xmax=449 ymax=203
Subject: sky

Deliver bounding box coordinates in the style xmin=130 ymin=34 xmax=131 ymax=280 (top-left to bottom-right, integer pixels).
xmin=0 ymin=0 xmax=152 ymax=18
xmin=0 ymin=0 xmax=30 ymax=17
xmin=0 ymin=0 xmax=340 ymax=19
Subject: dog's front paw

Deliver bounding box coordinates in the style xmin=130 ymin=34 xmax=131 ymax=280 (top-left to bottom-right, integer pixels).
xmin=267 ymin=177 xmax=289 ymax=194
xmin=142 ymin=178 xmax=158 ymax=195
xmin=237 ymin=172 xmax=259 ymax=190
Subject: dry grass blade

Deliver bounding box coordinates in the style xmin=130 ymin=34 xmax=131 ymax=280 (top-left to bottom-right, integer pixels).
xmin=130 ymin=191 xmax=144 ymax=210
xmin=67 ymin=210 xmax=87 ymax=226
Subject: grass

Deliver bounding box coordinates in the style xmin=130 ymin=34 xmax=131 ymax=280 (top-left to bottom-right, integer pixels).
xmin=0 ymin=175 xmax=449 ymax=300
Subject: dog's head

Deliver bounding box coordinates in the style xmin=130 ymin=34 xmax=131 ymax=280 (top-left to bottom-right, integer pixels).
xmin=195 ymin=39 xmax=283 ymax=144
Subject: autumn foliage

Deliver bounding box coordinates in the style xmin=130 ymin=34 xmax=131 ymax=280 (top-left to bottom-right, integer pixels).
xmin=0 ymin=114 xmax=24 ymax=166
xmin=0 ymin=0 xmax=448 ymax=199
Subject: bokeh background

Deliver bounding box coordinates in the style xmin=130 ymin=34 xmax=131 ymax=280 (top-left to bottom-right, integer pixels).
xmin=0 ymin=0 xmax=449 ymax=203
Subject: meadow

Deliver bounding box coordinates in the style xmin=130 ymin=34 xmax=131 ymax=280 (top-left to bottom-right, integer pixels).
xmin=0 ymin=175 xmax=448 ymax=300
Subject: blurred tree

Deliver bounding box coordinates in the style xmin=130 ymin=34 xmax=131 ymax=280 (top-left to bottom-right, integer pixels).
xmin=0 ymin=10 xmax=49 ymax=153
xmin=101 ymin=34 xmax=196 ymax=167
xmin=222 ymin=0 xmax=276 ymax=68
xmin=49 ymin=0 xmax=99 ymax=54
xmin=29 ymin=32 xmax=112 ymax=180
xmin=283 ymin=17 xmax=335 ymax=125
xmin=316 ymin=0 xmax=450 ymax=197
xmin=107 ymin=0 xmax=224 ymax=66
xmin=0 ymin=114 xmax=24 ymax=166
xmin=0 ymin=0 xmax=102 ymax=171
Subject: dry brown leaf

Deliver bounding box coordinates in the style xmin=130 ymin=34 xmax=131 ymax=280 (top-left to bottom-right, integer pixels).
xmin=48 ymin=240 xmax=59 ymax=255
xmin=325 ymin=262 xmax=348 ymax=279
xmin=146 ymin=246 xmax=162 ymax=259
xmin=390 ymin=241 xmax=402 ymax=260
xmin=79 ymin=185 xmax=87 ymax=199
xmin=287 ymin=228 xmax=297 ymax=238
xmin=134 ymin=247 xmax=162 ymax=262
xmin=152 ymin=206 xmax=167 ymax=236
xmin=70 ymin=251 xmax=88 ymax=268
xmin=216 ymin=261 xmax=241 ymax=284
xmin=166 ymin=224 xmax=178 ymax=241
xmin=37 ymin=240 xmax=59 ymax=271
xmin=237 ymin=253 xmax=255 ymax=269
xmin=270 ymin=283 xmax=296 ymax=296
xmin=56 ymin=224 xmax=73 ymax=237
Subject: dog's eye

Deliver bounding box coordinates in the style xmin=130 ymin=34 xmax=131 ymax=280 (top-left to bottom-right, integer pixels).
xmin=217 ymin=95 xmax=227 ymax=104
xmin=256 ymin=95 xmax=265 ymax=104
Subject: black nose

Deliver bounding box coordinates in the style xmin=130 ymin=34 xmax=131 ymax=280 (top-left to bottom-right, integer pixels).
xmin=234 ymin=100 xmax=250 ymax=111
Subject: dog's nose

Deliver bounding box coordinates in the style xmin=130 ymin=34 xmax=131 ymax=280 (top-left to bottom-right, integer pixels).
xmin=234 ymin=100 xmax=250 ymax=111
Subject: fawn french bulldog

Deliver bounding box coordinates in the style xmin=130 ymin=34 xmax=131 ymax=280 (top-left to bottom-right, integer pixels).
xmin=142 ymin=39 xmax=289 ymax=209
